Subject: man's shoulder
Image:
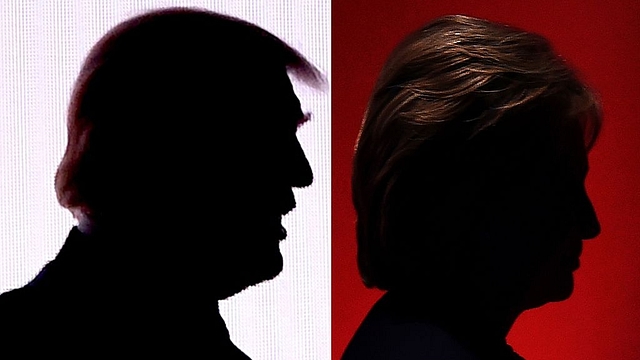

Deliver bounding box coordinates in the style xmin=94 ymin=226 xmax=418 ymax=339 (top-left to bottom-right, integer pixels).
xmin=0 ymin=285 xmax=37 ymax=311
xmin=0 ymin=285 xmax=48 ymax=345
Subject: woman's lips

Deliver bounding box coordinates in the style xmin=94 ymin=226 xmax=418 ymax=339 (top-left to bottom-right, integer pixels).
xmin=572 ymin=259 xmax=580 ymax=270
xmin=561 ymin=256 xmax=580 ymax=271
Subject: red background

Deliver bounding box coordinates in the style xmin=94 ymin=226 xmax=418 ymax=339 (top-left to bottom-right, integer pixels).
xmin=332 ymin=1 xmax=640 ymax=359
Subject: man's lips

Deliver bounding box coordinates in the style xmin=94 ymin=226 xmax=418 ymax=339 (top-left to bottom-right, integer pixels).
xmin=265 ymin=215 xmax=287 ymax=241
xmin=277 ymin=224 xmax=287 ymax=241
xmin=280 ymin=204 xmax=295 ymax=217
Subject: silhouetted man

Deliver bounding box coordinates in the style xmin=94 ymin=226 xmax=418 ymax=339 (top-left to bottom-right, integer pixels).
xmin=343 ymin=15 xmax=601 ymax=360
xmin=0 ymin=8 xmax=323 ymax=358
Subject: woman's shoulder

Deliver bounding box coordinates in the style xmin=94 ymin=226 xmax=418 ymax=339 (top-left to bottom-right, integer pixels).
xmin=342 ymin=293 xmax=479 ymax=360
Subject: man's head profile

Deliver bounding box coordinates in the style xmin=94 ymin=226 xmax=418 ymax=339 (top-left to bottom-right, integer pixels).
xmin=54 ymin=7 xmax=324 ymax=299
xmin=352 ymin=15 xmax=601 ymax=311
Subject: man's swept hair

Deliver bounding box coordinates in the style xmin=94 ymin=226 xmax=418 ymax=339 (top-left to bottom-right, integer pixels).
xmin=55 ymin=7 xmax=324 ymax=218
xmin=352 ymin=15 xmax=602 ymax=290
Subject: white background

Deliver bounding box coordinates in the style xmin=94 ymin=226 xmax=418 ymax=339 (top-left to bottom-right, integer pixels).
xmin=0 ymin=1 xmax=330 ymax=359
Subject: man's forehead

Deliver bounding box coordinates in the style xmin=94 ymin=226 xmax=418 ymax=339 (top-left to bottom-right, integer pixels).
xmin=250 ymin=70 xmax=304 ymax=118
xmin=263 ymin=78 xmax=301 ymax=106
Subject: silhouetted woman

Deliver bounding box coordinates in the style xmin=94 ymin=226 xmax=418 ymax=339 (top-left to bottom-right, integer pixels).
xmin=344 ymin=15 xmax=601 ymax=360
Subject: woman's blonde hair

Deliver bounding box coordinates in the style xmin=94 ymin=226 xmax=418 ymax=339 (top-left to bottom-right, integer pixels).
xmin=352 ymin=15 xmax=602 ymax=290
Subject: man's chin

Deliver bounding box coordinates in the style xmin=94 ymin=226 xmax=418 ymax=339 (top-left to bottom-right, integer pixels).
xmin=213 ymin=251 xmax=284 ymax=300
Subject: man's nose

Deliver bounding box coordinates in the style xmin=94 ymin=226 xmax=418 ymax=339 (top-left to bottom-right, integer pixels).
xmin=290 ymin=138 xmax=313 ymax=188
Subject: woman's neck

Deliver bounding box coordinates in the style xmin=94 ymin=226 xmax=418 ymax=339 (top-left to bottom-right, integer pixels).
xmin=384 ymin=289 xmax=524 ymax=359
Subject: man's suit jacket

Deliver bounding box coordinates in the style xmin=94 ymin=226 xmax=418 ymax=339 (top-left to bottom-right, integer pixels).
xmin=0 ymin=226 xmax=251 ymax=358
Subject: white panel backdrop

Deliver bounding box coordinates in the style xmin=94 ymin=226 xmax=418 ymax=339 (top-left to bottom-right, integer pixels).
xmin=0 ymin=1 xmax=330 ymax=359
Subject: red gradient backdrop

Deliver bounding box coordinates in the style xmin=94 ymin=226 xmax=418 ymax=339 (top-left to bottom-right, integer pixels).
xmin=332 ymin=1 xmax=640 ymax=359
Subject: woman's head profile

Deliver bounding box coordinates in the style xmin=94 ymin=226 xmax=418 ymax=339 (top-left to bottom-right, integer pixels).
xmin=352 ymin=15 xmax=601 ymax=309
